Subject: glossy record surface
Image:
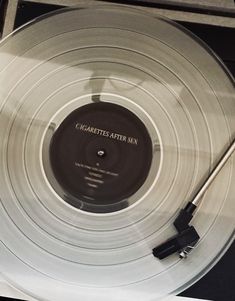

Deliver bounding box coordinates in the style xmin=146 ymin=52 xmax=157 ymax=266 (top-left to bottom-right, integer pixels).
xmin=0 ymin=4 xmax=234 ymax=301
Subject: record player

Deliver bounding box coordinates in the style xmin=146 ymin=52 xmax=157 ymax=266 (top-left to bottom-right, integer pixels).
xmin=0 ymin=1 xmax=234 ymax=301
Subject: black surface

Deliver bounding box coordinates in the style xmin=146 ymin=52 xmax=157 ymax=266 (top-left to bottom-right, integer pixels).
xmin=49 ymin=102 xmax=152 ymax=213
xmin=15 ymin=1 xmax=63 ymax=29
xmin=0 ymin=299 xmax=20 ymax=301
xmin=0 ymin=2 xmax=235 ymax=301
xmin=0 ymin=0 xmax=6 ymax=36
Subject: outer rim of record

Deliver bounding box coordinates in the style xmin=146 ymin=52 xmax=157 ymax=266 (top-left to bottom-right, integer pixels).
xmin=1 ymin=3 xmax=234 ymax=88
xmin=0 ymin=2 xmax=234 ymax=300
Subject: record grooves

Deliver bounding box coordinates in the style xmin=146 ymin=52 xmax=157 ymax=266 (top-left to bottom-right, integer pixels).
xmin=0 ymin=3 xmax=234 ymax=301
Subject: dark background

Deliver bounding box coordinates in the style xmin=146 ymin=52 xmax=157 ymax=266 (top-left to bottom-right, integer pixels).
xmin=0 ymin=1 xmax=235 ymax=300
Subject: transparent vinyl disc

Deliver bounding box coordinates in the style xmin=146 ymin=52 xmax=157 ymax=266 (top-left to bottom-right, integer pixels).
xmin=0 ymin=4 xmax=235 ymax=301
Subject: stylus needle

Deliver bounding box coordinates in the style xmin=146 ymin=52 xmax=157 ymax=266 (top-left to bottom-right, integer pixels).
xmin=153 ymin=138 xmax=235 ymax=260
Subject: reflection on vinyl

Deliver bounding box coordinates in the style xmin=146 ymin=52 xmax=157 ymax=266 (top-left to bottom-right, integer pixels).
xmin=0 ymin=4 xmax=234 ymax=301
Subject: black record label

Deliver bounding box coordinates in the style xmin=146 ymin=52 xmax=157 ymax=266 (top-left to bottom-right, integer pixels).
xmin=49 ymin=102 xmax=153 ymax=213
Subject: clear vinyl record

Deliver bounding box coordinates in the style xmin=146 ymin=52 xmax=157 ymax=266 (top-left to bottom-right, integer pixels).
xmin=0 ymin=3 xmax=234 ymax=301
